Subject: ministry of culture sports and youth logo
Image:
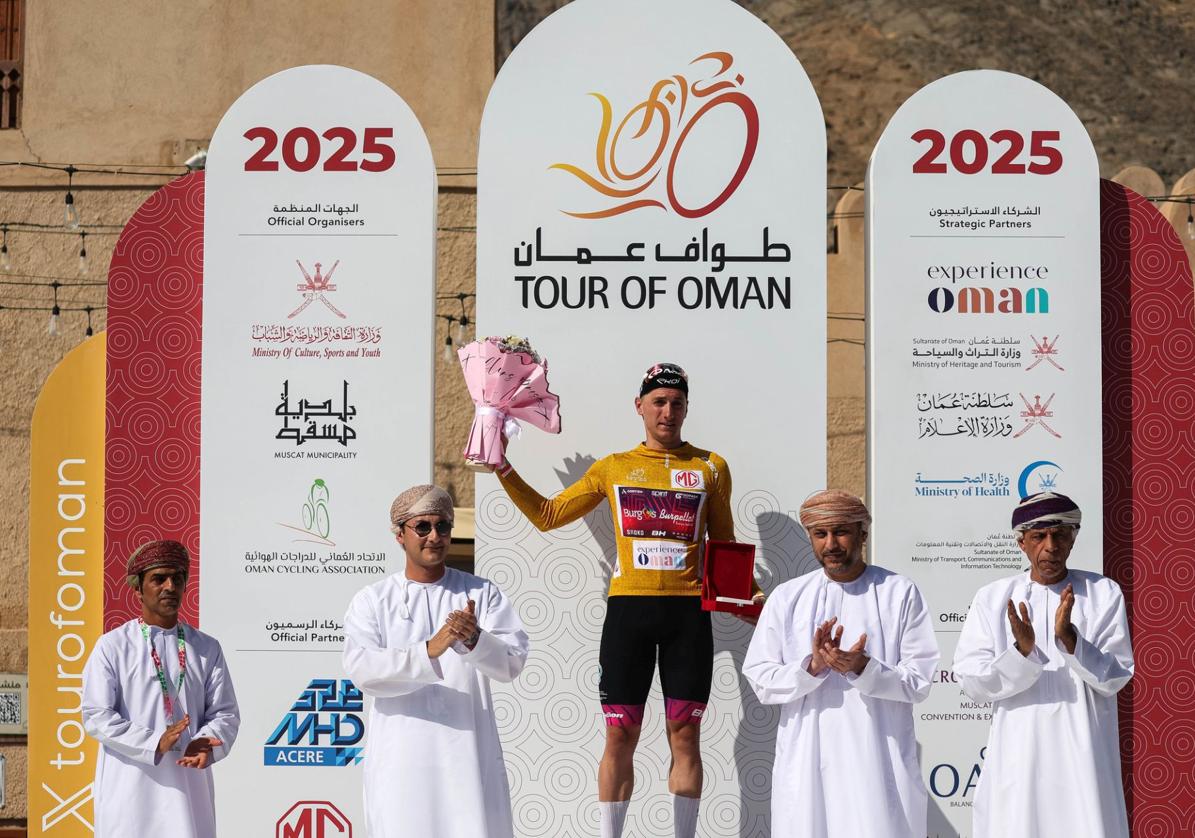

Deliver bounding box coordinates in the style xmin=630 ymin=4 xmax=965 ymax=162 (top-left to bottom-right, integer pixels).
xmin=290 ymin=260 xmax=345 ymax=319
xmin=552 ymin=51 xmax=759 ymax=219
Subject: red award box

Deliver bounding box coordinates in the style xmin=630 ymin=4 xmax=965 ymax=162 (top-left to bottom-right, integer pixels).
xmin=701 ymin=540 xmax=761 ymax=618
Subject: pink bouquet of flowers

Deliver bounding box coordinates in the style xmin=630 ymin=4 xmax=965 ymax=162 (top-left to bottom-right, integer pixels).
xmin=458 ymin=336 xmax=561 ymax=470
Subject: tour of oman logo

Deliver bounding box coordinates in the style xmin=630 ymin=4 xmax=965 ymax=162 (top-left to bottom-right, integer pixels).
xmin=551 ymin=51 xmax=759 ymax=219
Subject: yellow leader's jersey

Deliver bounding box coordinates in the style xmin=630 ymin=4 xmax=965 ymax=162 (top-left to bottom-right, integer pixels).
xmin=497 ymin=443 xmax=736 ymax=597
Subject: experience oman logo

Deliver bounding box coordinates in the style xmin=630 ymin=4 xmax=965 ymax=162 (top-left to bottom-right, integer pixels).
xmin=551 ymin=51 xmax=759 ymax=219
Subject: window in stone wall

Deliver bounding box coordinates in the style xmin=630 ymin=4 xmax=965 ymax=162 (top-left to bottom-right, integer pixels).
xmin=0 ymin=0 xmax=21 ymax=129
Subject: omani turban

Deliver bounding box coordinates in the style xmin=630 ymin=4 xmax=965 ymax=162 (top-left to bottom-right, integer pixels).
xmin=389 ymin=484 xmax=455 ymax=529
xmin=799 ymin=490 xmax=872 ymax=533
xmin=1012 ymin=491 xmax=1081 ymax=533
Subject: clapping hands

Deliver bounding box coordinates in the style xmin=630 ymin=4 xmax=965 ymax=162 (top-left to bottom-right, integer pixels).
xmin=427 ymin=600 xmax=480 ymax=658
xmin=808 ymin=617 xmax=869 ymax=676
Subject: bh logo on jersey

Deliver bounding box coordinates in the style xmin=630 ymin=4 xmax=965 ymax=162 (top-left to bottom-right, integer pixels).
xmin=671 ymin=469 xmax=704 ymax=490
xmin=276 ymin=801 xmax=352 ymax=838
xmin=265 ymin=679 xmax=364 ymax=767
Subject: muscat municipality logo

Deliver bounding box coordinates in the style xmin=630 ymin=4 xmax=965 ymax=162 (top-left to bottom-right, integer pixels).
xmin=289 ymin=259 xmax=346 ymax=319
xmin=552 ymin=51 xmax=759 ymax=219
xmin=265 ymin=679 xmax=363 ymax=767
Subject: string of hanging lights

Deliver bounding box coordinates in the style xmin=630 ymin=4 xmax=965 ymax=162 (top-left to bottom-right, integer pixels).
xmin=3 ymin=163 xmax=1194 ymax=345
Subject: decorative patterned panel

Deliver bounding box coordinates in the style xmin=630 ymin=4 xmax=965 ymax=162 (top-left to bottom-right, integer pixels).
xmin=104 ymin=173 xmax=204 ymax=628
xmin=1101 ymin=178 xmax=1195 ymax=835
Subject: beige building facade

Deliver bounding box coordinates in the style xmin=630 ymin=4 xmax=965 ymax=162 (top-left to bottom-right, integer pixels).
xmin=0 ymin=1 xmax=492 ymax=827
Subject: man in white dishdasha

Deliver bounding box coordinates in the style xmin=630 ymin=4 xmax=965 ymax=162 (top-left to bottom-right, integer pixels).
xmin=954 ymin=491 xmax=1133 ymax=838
xmin=342 ymin=484 xmax=529 ymax=838
xmin=82 ymin=539 xmax=240 ymax=838
xmin=743 ymin=490 xmax=938 ymax=837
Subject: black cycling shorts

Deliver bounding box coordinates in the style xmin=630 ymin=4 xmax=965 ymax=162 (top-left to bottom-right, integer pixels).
xmin=598 ymin=595 xmax=713 ymax=726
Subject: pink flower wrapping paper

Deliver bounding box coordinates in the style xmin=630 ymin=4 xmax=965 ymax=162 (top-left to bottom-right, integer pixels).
xmin=458 ymin=337 xmax=562 ymax=467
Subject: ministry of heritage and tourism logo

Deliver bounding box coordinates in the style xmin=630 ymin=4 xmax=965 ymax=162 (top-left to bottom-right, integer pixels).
xmin=552 ymin=51 xmax=759 ymax=219
xmin=1026 ymin=334 xmax=1065 ymax=371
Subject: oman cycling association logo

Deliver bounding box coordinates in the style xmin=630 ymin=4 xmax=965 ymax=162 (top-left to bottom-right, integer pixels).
xmin=551 ymin=51 xmax=759 ymax=219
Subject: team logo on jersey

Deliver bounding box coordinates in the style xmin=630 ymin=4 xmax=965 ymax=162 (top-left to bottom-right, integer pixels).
xmin=671 ymin=469 xmax=704 ymax=490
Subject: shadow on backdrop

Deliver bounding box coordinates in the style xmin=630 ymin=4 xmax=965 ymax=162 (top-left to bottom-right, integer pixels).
xmin=721 ymin=506 xmax=817 ymax=837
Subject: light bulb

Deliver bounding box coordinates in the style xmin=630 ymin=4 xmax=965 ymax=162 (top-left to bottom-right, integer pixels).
xmin=1187 ymin=211 xmax=1194 ymax=241
xmin=48 ymin=306 xmax=61 ymax=336
xmin=78 ymin=251 xmax=88 ymax=276
xmin=0 ymin=245 xmax=10 ymax=272
xmin=442 ymin=336 xmax=453 ymax=363
xmin=456 ymin=319 xmax=467 ymax=343
xmin=64 ymin=193 xmax=80 ymax=230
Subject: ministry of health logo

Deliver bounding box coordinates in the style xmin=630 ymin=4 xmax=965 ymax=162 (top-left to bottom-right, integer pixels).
xmin=552 ymin=51 xmax=759 ymax=219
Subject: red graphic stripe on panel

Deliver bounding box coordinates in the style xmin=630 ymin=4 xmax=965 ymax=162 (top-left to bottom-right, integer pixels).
xmin=105 ymin=173 xmax=204 ymax=629
xmin=1101 ymin=179 xmax=1195 ymax=834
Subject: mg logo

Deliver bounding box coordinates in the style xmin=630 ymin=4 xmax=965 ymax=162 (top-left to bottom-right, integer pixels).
xmin=276 ymin=801 xmax=352 ymax=838
xmin=671 ymin=469 xmax=703 ymax=490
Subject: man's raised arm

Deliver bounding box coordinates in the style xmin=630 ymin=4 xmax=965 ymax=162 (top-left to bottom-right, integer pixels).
xmin=496 ymin=459 xmax=606 ymax=532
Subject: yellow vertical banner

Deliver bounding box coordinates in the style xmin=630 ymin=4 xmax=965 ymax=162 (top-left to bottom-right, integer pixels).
xmin=28 ymin=334 xmax=105 ymax=835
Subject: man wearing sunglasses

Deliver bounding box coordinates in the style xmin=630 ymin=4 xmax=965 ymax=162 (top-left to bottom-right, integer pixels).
xmin=489 ymin=363 xmax=762 ymax=838
xmin=342 ymin=484 xmax=530 ymax=838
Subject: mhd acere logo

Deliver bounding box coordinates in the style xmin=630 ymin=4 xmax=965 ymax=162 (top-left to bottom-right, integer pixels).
xmin=265 ymin=679 xmax=364 ymax=767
